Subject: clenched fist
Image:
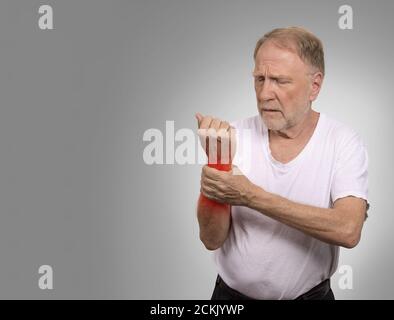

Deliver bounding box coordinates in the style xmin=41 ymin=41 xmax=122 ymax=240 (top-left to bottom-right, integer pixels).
xmin=195 ymin=113 xmax=236 ymax=168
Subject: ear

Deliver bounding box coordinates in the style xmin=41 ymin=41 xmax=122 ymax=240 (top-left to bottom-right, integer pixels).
xmin=309 ymin=72 xmax=324 ymax=102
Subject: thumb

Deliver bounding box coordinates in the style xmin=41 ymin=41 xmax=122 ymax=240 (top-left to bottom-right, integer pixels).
xmin=195 ymin=113 xmax=203 ymax=127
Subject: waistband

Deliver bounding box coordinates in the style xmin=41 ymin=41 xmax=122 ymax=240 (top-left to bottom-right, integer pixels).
xmin=216 ymin=275 xmax=331 ymax=300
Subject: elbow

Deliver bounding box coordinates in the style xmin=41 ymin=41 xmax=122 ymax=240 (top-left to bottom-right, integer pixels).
xmin=340 ymin=225 xmax=362 ymax=249
xmin=200 ymin=235 xmax=223 ymax=251
xmin=203 ymin=242 xmax=221 ymax=251
xmin=341 ymin=236 xmax=360 ymax=249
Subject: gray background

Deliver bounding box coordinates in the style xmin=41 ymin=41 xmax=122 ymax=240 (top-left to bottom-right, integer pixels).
xmin=0 ymin=0 xmax=392 ymax=299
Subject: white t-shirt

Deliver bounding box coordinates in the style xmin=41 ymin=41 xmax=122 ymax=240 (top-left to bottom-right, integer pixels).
xmin=213 ymin=112 xmax=369 ymax=299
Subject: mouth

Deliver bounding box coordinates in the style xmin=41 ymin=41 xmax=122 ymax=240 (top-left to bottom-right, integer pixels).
xmin=262 ymin=109 xmax=280 ymax=112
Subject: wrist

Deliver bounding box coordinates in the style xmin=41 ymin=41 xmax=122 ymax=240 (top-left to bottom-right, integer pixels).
xmin=244 ymin=184 xmax=267 ymax=208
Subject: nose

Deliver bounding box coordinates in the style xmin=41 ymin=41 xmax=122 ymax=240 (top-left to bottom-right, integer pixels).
xmin=257 ymin=79 xmax=275 ymax=102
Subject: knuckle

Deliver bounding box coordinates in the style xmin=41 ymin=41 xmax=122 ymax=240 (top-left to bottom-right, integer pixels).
xmin=217 ymin=128 xmax=227 ymax=138
xmin=222 ymin=121 xmax=230 ymax=129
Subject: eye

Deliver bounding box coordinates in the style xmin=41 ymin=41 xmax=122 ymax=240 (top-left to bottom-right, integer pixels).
xmin=256 ymin=76 xmax=265 ymax=82
xmin=277 ymin=79 xmax=290 ymax=85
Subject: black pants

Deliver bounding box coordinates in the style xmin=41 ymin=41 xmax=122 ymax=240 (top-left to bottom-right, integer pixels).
xmin=211 ymin=274 xmax=335 ymax=300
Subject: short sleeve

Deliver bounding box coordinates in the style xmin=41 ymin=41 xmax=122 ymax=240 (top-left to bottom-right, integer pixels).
xmin=229 ymin=118 xmax=252 ymax=173
xmin=330 ymin=132 xmax=370 ymax=213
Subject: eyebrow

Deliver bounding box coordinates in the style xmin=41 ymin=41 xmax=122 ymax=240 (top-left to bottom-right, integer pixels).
xmin=252 ymin=72 xmax=291 ymax=80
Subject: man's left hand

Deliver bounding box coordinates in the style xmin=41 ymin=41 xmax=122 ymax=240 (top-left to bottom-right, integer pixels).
xmin=200 ymin=165 xmax=259 ymax=206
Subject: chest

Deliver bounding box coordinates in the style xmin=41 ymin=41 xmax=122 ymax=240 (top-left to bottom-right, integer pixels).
xmin=268 ymin=139 xmax=309 ymax=164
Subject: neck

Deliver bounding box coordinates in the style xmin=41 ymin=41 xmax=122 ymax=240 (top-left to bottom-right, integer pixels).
xmin=270 ymin=109 xmax=318 ymax=140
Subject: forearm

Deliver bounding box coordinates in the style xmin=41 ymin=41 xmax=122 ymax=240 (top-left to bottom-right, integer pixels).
xmin=197 ymin=194 xmax=231 ymax=250
xmin=246 ymin=185 xmax=358 ymax=248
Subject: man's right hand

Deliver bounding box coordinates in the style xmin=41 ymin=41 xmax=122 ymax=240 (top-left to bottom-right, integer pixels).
xmin=195 ymin=113 xmax=236 ymax=165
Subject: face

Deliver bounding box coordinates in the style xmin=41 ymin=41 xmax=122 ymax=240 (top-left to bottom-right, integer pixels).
xmin=253 ymin=40 xmax=322 ymax=133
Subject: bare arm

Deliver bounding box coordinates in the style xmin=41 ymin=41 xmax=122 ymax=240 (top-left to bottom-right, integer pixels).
xmin=200 ymin=165 xmax=368 ymax=248
xmin=195 ymin=113 xmax=236 ymax=250
xmin=247 ymin=184 xmax=367 ymax=248
xmin=197 ymin=194 xmax=231 ymax=250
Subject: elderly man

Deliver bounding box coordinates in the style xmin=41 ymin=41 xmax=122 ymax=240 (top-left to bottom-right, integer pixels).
xmin=195 ymin=27 xmax=369 ymax=300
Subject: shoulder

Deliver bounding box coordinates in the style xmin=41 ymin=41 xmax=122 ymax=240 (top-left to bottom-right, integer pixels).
xmin=321 ymin=113 xmax=366 ymax=149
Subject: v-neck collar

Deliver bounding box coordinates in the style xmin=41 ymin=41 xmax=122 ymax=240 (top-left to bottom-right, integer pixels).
xmin=259 ymin=112 xmax=324 ymax=170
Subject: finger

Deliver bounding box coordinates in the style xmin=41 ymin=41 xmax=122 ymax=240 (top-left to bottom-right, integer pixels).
xmin=217 ymin=123 xmax=231 ymax=159
xmin=210 ymin=118 xmax=221 ymax=130
xmin=202 ymin=167 xmax=217 ymax=186
xmin=217 ymin=121 xmax=230 ymax=145
xmin=219 ymin=121 xmax=230 ymax=130
xmin=203 ymin=164 xmax=217 ymax=178
xmin=203 ymin=165 xmax=224 ymax=179
xmin=202 ymin=168 xmax=218 ymax=183
xmin=198 ymin=127 xmax=215 ymax=157
xmin=206 ymin=119 xmax=221 ymax=162
xmin=201 ymin=185 xmax=215 ymax=200
xmin=199 ymin=115 xmax=213 ymax=130
xmin=197 ymin=114 xmax=211 ymax=152
xmin=195 ymin=113 xmax=203 ymax=128
xmin=204 ymin=176 xmax=224 ymax=190
xmin=217 ymin=128 xmax=228 ymax=140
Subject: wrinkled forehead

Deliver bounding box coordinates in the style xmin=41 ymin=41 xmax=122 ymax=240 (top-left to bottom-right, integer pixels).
xmin=253 ymin=40 xmax=308 ymax=75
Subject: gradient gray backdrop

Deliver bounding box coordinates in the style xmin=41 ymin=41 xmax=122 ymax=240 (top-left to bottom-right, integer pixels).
xmin=0 ymin=0 xmax=392 ymax=299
